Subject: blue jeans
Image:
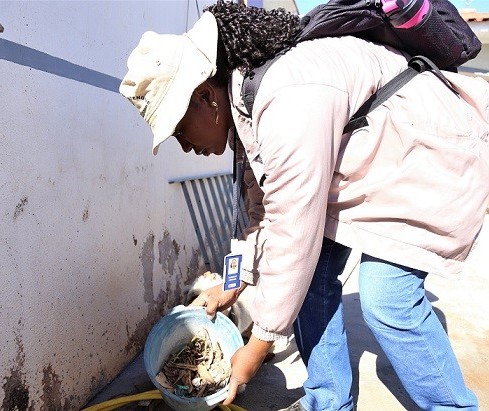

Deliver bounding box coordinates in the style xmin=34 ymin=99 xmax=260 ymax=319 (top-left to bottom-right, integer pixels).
xmin=293 ymin=237 xmax=478 ymax=411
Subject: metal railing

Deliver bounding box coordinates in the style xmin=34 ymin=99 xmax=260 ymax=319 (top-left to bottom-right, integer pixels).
xmin=169 ymin=173 xmax=249 ymax=274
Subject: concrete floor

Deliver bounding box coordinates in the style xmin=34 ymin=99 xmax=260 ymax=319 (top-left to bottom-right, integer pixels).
xmin=86 ymin=216 xmax=489 ymax=410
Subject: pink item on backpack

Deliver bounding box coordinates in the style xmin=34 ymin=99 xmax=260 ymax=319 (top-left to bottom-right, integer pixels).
xmin=382 ymin=0 xmax=432 ymax=29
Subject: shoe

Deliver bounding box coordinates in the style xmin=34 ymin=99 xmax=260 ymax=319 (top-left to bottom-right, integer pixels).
xmin=284 ymin=399 xmax=307 ymax=411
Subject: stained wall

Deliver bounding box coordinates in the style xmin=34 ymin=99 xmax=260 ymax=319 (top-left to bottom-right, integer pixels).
xmin=0 ymin=1 xmax=229 ymax=409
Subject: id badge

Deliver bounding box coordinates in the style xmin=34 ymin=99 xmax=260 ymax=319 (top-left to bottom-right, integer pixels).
xmin=223 ymin=253 xmax=242 ymax=291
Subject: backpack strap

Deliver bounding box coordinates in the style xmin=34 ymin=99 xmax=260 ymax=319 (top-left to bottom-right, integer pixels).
xmin=242 ymin=53 xmax=285 ymax=118
xmin=343 ymin=55 xmax=457 ymax=134
xmin=243 ymin=55 xmax=455 ymax=130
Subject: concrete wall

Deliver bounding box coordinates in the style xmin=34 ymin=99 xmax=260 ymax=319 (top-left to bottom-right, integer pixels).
xmin=0 ymin=1 xmax=231 ymax=409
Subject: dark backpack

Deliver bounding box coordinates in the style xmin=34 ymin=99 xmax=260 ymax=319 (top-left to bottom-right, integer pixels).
xmin=241 ymin=0 xmax=481 ymax=133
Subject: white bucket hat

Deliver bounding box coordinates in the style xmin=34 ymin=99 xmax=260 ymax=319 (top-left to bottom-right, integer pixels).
xmin=119 ymin=12 xmax=218 ymax=155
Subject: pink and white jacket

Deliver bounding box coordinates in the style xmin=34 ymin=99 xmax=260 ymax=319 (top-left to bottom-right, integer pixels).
xmin=228 ymin=35 xmax=489 ymax=341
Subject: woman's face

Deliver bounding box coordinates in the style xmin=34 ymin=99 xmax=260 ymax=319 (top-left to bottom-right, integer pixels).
xmin=173 ymin=81 xmax=232 ymax=156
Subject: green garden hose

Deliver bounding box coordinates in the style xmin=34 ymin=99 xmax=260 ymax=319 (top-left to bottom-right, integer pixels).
xmin=81 ymin=389 xmax=247 ymax=411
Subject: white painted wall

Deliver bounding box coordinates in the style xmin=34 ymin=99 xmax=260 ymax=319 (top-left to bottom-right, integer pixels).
xmin=0 ymin=1 xmax=231 ymax=409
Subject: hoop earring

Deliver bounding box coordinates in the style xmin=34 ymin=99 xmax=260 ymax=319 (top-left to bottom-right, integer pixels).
xmin=211 ymin=101 xmax=219 ymax=125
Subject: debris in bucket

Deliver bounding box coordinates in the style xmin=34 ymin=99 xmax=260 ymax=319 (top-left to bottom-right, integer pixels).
xmin=156 ymin=327 xmax=231 ymax=398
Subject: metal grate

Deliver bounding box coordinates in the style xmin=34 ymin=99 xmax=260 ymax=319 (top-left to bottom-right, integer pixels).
xmin=170 ymin=172 xmax=249 ymax=274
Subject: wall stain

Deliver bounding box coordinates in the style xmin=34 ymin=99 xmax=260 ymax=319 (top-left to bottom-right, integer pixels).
xmin=82 ymin=201 xmax=90 ymax=222
xmin=40 ymin=364 xmax=70 ymax=410
xmin=158 ymin=231 xmax=179 ymax=277
xmin=158 ymin=231 xmax=186 ymax=306
xmin=123 ymin=291 xmax=166 ymax=356
xmin=2 ymin=333 xmax=30 ymax=411
xmin=172 ymin=240 xmax=180 ymax=255
xmin=124 ymin=233 xmax=159 ymax=355
xmin=125 ymin=230 xmax=187 ymax=355
xmin=132 ymin=235 xmax=137 ymax=246
xmin=141 ymin=233 xmax=155 ymax=304
xmin=13 ymin=197 xmax=28 ymax=219
xmin=184 ymin=249 xmax=201 ymax=287
xmin=2 ymin=370 xmax=30 ymax=411
xmin=88 ymin=369 xmax=108 ymax=404
xmin=168 ymin=279 xmax=183 ymax=309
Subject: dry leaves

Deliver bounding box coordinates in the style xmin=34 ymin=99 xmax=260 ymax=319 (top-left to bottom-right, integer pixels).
xmin=156 ymin=328 xmax=231 ymax=398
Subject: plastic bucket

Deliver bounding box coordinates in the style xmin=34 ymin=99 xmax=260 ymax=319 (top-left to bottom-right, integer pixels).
xmin=144 ymin=305 xmax=244 ymax=411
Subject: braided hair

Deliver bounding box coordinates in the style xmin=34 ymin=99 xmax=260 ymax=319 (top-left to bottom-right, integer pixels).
xmin=205 ymin=0 xmax=302 ymax=84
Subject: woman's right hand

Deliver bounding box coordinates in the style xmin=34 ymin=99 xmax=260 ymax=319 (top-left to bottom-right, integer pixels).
xmin=223 ymin=335 xmax=274 ymax=405
xmin=189 ymin=282 xmax=247 ymax=319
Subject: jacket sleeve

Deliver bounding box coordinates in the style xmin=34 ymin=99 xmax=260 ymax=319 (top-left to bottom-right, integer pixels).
xmin=242 ymin=84 xmax=350 ymax=341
